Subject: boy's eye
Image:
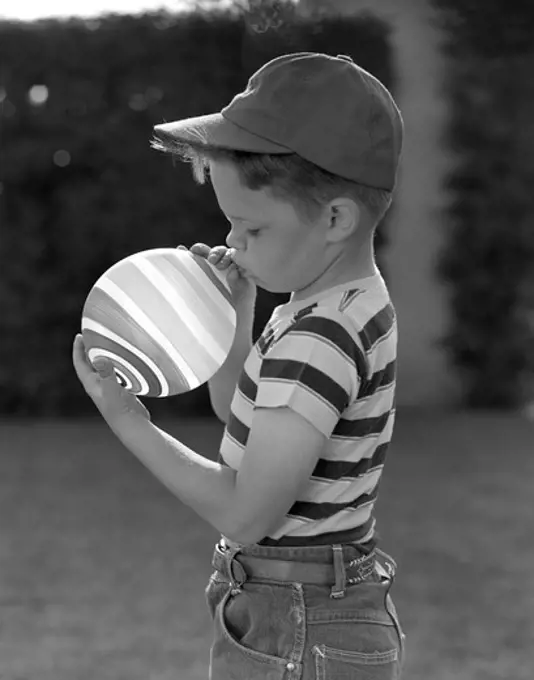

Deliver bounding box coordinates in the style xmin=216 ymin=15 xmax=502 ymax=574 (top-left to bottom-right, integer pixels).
xmin=248 ymin=229 xmax=260 ymax=236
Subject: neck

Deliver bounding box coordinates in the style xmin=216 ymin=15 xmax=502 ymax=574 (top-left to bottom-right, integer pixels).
xmin=291 ymin=238 xmax=377 ymax=302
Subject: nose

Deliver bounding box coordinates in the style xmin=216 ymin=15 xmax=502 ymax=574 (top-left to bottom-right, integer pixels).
xmin=225 ymin=226 xmax=244 ymax=250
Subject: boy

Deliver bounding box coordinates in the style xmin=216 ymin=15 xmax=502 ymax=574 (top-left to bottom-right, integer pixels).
xmin=73 ymin=52 xmax=405 ymax=679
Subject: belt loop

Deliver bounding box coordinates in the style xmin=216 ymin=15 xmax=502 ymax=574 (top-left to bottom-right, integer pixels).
xmin=375 ymin=547 xmax=397 ymax=581
xmin=330 ymin=544 xmax=347 ymax=599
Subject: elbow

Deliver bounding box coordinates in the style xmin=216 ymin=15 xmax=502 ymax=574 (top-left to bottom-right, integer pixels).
xmin=211 ymin=410 xmax=227 ymax=426
xmin=211 ymin=403 xmax=229 ymax=425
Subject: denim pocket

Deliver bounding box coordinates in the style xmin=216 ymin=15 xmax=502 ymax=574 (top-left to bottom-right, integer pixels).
xmin=306 ymin=579 xmax=404 ymax=680
xmin=385 ymin=593 xmax=406 ymax=669
xmin=205 ymin=579 xmax=302 ymax=680
xmin=312 ymin=637 xmax=400 ymax=680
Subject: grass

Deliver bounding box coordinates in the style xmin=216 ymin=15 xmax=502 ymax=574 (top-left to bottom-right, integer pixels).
xmin=0 ymin=410 xmax=533 ymax=680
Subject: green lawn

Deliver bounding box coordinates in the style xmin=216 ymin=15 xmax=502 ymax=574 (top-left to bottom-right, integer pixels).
xmin=0 ymin=410 xmax=533 ymax=680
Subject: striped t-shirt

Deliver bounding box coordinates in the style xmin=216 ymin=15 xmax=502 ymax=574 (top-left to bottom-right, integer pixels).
xmin=219 ymin=271 xmax=397 ymax=547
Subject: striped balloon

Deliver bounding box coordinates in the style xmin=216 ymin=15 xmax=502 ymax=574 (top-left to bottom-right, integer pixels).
xmin=81 ymin=248 xmax=236 ymax=397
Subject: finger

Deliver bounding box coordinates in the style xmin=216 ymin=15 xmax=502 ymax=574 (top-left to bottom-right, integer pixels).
xmin=226 ymin=262 xmax=245 ymax=286
xmin=218 ymin=249 xmax=234 ymax=268
xmin=176 ymin=245 xmax=188 ymax=251
xmin=190 ymin=243 xmax=211 ymax=256
xmin=73 ymin=334 xmax=92 ymax=371
xmin=72 ymin=334 xmax=98 ymax=387
xmin=225 ymin=263 xmax=238 ymax=284
xmin=94 ymin=357 xmax=115 ymax=380
xmin=208 ymin=245 xmax=227 ymax=264
xmin=73 ymin=335 xmax=116 ymax=384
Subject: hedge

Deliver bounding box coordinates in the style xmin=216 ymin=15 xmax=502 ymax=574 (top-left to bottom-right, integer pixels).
xmin=433 ymin=0 xmax=534 ymax=408
xmin=0 ymin=4 xmax=395 ymax=416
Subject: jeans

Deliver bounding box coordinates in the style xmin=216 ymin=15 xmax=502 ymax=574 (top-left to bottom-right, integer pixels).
xmin=205 ymin=536 xmax=406 ymax=679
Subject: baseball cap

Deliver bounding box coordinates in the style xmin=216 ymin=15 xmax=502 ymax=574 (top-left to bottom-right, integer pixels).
xmin=154 ymin=52 xmax=403 ymax=191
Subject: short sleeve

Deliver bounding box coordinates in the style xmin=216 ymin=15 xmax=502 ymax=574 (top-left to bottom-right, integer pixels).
xmin=254 ymin=312 xmax=367 ymax=437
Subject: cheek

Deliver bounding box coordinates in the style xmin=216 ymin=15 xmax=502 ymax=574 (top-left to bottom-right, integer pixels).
xmin=250 ymin=229 xmax=306 ymax=273
xmin=266 ymin=245 xmax=296 ymax=272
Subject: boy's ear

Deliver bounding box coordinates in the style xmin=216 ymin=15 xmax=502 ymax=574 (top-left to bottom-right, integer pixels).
xmin=327 ymin=199 xmax=361 ymax=243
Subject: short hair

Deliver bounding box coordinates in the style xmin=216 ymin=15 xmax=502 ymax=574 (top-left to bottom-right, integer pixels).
xmin=152 ymin=136 xmax=392 ymax=228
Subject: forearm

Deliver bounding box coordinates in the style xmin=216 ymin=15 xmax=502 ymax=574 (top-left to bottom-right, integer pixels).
xmin=208 ymin=312 xmax=253 ymax=423
xmin=112 ymin=416 xmax=240 ymax=538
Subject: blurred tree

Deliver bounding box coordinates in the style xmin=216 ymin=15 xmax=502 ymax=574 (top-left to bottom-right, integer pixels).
xmin=0 ymin=6 xmax=394 ymax=416
xmin=433 ymin=0 xmax=534 ymax=408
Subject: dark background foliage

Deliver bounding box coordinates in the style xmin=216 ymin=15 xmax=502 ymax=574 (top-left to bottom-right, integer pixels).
xmin=433 ymin=0 xmax=534 ymax=408
xmin=0 ymin=5 xmax=395 ymax=416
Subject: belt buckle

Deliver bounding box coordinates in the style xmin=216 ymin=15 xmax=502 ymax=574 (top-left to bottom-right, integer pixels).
xmin=219 ymin=542 xmax=247 ymax=594
xmin=228 ymin=555 xmax=247 ymax=588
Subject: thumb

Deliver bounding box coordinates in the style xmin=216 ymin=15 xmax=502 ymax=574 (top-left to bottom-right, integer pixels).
xmin=226 ymin=262 xmax=243 ymax=288
xmin=94 ymin=358 xmax=115 ymax=379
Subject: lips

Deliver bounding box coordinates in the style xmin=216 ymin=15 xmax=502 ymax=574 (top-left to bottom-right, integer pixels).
xmin=229 ymin=251 xmax=245 ymax=272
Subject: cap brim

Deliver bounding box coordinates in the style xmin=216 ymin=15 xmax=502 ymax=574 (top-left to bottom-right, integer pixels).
xmin=153 ymin=112 xmax=291 ymax=154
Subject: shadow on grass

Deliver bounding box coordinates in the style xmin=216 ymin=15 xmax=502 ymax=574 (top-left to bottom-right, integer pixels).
xmin=0 ymin=410 xmax=533 ymax=679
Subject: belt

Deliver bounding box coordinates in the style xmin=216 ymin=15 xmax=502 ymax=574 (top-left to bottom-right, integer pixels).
xmin=211 ymin=542 xmax=377 ymax=588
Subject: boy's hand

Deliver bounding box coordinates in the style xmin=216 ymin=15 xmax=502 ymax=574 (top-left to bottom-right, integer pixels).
xmin=178 ymin=243 xmax=257 ymax=312
xmin=72 ymin=334 xmax=151 ymax=427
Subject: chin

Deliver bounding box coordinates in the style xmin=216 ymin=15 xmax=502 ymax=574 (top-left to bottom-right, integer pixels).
xmin=250 ymin=269 xmax=291 ymax=294
xmin=259 ymin=281 xmax=291 ymax=295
